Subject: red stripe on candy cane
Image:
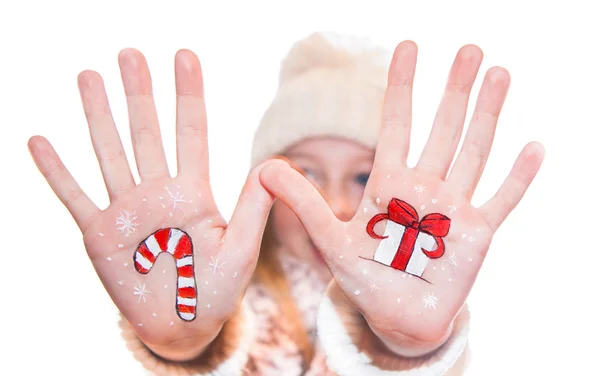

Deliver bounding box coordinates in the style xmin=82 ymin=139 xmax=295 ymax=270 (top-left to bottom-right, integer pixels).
xmin=137 ymin=243 xmax=157 ymax=264
xmin=154 ymin=228 xmax=171 ymax=251
xmin=178 ymin=287 xmax=196 ymax=299
xmin=177 ymin=265 xmax=194 ymax=278
xmin=177 ymin=304 xmax=195 ymax=314
xmin=134 ymin=262 xmax=150 ymax=274
xmin=133 ymin=228 xmax=197 ymax=322
xmin=173 ymin=235 xmax=193 ymax=259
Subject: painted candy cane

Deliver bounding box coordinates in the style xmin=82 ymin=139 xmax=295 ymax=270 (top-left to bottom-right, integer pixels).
xmin=134 ymin=228 xmax=197 ymax=321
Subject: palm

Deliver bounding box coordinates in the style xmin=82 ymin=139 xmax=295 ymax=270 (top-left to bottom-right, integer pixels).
xmin=337 ymin=171 xmax=494 ymax=340
xmin=29 ymin=49 xmax=277 ymax=356
xmin=82 ymin=177 xmax=237 ymax=335
xmin=260 ymin=42 xmax=543 ymax=347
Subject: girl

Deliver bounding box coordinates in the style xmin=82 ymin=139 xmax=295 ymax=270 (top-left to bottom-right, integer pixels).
xmin=28 ymin=32 xmax=544 ymax=375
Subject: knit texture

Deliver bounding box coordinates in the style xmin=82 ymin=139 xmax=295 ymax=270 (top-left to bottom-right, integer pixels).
xmin=250 ymin=31 xmax=392 ymax=168
xmin=317 ymin=296 xmax=470 ymax=376
xmin=120 ymin=252 xmax=470 ymax=375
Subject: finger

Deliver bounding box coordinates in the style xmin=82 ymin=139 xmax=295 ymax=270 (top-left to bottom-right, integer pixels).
xmin=272 ymin=155 xmax=327 ymax=197
xmin=119 ymin=48 xmax=170 ymax=181
xmin=479 ymin=142 xmax=545 ymax=232
xmin=372 ymin=41 xmax=417 ymax=170
xmin=78 ymin=70 xmax=135 ymax=200
xmin=28 ymin=136 xmax=100 ymax=231
xmin=416 ymin=45 xmax=483 ymax=178
xmin=259 ymin=160 xmax=342 ymax=260
xmin=175 ymin=49 xmax=209 ymax=181
xmin=446 ymin=67 xmax=511 ymax=198
xmin=225 ymin=160 xmax=280 ymax=263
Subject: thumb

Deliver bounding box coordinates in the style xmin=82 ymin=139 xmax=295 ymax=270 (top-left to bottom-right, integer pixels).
xmin=225 ymin=159 xmax=283 ymax=258
xmin=259 ymin=160 xmax=341 ymax=260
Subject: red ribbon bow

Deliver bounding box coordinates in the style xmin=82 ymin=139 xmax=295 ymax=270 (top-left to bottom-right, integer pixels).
xmin=367 ymin=198 xmax=451 ymax=270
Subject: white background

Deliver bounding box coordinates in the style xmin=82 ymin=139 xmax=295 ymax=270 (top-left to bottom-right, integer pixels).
xmin=1 ymin=1 xmax=598 ymax=375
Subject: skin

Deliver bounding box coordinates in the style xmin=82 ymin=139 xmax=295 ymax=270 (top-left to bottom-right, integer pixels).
xmin=272 ymin=138 xmax=374 ymax=283
xmin=28 ymin=40 xmax=544 ymax=365
xmin=28 ymin=49 xmax=279 ymax=361
xmin=260 ymin=41 xmax=545 ymax=357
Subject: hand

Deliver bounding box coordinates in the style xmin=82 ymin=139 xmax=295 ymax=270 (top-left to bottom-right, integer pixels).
xmin=259 ymin=42 xmax=544 ymax=356
xmin=28 ymin=49 xmax=278 ymax=360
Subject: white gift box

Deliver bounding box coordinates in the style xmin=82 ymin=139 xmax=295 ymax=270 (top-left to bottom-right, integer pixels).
xmin=373 ymin=220 xmax=437 ymax=278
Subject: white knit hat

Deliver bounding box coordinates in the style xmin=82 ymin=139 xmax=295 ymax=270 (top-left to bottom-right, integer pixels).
xmin=250 ymin=31 xmax=392 ymax=168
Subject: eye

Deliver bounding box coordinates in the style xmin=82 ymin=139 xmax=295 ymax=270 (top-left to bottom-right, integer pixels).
xmin=355 ymin=173 xmax=370 ymax=186
xmin=300 ymin=167 xmax=317 ymax=181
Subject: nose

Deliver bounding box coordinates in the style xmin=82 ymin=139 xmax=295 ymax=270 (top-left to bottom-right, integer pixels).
xmin=323 ymin=185 xmax=355 ymax=222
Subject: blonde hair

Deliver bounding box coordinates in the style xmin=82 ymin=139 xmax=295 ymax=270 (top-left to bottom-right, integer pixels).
xmin=252 ymin=213 xmax=314 ymax=367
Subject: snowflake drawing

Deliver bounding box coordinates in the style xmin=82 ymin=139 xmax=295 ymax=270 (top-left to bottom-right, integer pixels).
xmin=444 ymin=252 xmax=458 ymax=267
xmin=166 ymin=187 xmax=188 ymax=213
xmin=422 ymin=292 xmax=438 ymax=310
xmin=368 ymin=280 xmax=380 ymax=293
xmin=206 ymin=256 xmax=226 ymax=276
xmin=345 ymin=235 xmax=353 ymax=245
xmin=133 ymin=281 xmax=151 ymax=303
xmin=448 ymin=203 xmax=457 ymax=214
xmin=413 ymin=183 xmax=426 ymax=195
xmin=116 ymin=209 xmax=139 ymax=237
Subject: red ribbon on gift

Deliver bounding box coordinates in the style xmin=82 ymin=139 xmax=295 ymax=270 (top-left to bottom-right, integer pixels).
xmin=367 ymin=198 xmax=451 ymax=271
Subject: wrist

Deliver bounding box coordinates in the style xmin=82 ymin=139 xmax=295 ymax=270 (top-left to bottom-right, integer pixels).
xmin=318 ymin=286 xmax=471 ymax=375
xmin=120 ymin=303 xmax=253 ymax=375
xmin=141 ymin=319 xmax=224 ymax=361
xmin=368 ymin=320 xmax=453 ymax=358
xmin=326 ymin=282 xmax=452 ymax=358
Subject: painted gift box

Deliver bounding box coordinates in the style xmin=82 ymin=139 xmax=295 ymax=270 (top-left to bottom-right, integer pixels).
xmin=367 ymin=198 xmax=451 ymax=278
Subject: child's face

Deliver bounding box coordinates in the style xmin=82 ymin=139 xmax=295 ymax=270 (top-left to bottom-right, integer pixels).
xmin=271 ymin=137 xmax=374 ymax=281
